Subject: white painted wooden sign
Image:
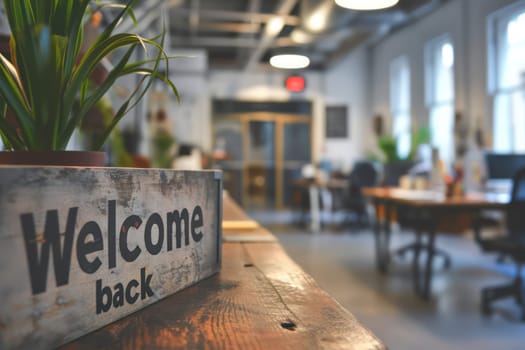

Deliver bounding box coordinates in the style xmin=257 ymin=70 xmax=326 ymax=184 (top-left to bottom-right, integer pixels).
xmin=0 ymin=167 xmax=222 ymax=349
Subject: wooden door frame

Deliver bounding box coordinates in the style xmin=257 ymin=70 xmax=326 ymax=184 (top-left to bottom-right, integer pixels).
xmin=215 ymin=112 xmax=311 ymax=209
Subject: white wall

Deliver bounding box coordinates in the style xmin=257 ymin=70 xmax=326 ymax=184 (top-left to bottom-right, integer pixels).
xmin=324 ymin=47 xmax=370 ymax=170
xmin=168 ymin=74 xmax=211 ymax=152
xmin=370 ymin=0 xmax=517 ymax=143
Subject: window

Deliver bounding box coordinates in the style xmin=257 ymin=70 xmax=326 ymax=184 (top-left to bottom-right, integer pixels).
xmin=425 ymin=35 xmax=455 ymax=167
xmin=390 ymin=56 xmax=411 ymax=159
xmin=490 ymin=3 xmax=525 ymax=153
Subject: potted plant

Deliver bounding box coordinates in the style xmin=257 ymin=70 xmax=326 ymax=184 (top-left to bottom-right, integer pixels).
xmin=378 ymin=127 xmax=433 ymax=186
xmin=0 ymin=0 xmax=178 ymax=165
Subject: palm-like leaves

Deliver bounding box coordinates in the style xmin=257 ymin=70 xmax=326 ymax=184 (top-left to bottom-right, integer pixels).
xmin=0 ymin=0 xmax=178 ymax=151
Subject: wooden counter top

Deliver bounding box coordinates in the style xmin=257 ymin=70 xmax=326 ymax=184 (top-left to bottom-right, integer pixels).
xmin=61 ymin=193 xmax=384 ymax=350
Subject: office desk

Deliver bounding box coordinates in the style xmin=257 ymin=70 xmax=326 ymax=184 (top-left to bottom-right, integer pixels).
xmin=61 ymin=193 xmax=384 ymax=350
xmin=292 ymin=177 xmax=347 ymax=231
xmin=362 ymin=187 xmax=508 ymax=300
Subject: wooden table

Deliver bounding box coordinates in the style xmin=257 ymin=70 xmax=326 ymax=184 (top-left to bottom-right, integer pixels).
xmin=362 ymin=187 xmax=509 ymax=300
xmin=61 ymin=192 xmax=384 ymax=350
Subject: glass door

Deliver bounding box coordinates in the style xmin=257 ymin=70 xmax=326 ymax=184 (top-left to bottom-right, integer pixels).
xmin=282 ymin=122 xmax=311 ymax=208
xmin=213 ymin=112 xmax=311 ymax=209
xmin=213 ymin=118 xmax=243 ymax=203
xmin=245 ymin=120 xmax=276 ymax=209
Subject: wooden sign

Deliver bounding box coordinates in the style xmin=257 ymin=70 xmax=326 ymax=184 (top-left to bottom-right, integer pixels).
xmin=0 ymin=167 xmax=222 ymax=349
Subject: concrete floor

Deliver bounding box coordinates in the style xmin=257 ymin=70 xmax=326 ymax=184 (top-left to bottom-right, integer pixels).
xmin=249 ymin=212 xmax=525 ymax=350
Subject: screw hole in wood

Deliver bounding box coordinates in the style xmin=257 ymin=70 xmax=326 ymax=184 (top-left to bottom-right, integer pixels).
xmin=280 ymin=320 xmax=297 ymax=331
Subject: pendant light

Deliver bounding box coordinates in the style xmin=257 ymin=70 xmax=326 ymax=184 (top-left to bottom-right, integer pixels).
xmin=270 ymin=54 xmax=310 ymax=69
xmin=335 ymin=0 xmax=399 ymax=11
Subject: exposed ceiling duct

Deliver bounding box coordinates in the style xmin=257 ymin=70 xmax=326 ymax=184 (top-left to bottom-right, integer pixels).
xmin=124 ymin=0 xmax=446 ymax=71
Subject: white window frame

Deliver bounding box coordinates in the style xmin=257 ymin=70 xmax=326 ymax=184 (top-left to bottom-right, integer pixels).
xmin=389 ymin=55 xmax=411 ymax=159
xmin=425 ymin=34 xmax=455 ymax=168
xmin=488 ymin=0 xmax=525 ymax=153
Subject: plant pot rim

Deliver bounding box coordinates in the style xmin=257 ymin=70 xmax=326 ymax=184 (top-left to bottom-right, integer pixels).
xmin=0 ymin=150 xmax=106 ymax=167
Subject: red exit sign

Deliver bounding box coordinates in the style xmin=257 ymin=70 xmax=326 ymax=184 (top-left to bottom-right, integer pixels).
xmin=285 ymin=75 xmax=306 ymax=92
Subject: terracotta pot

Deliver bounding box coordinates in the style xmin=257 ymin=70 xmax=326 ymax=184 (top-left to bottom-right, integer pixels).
xmin=0 ymin=151 xmax=106 ymax=167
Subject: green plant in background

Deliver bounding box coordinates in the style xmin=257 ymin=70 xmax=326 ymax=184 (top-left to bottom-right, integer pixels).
xmin=110 ymin=127 xmax=136 ymax=167
xmin=0 ymin=0 xmax=178 ymax=151
xmin=408 ymin=126 xmax=431 ymax=160
xmin=151 ymin=128 xmax=175 ymax=168
xmin=378 ymin=135 xmax=399 ymax=163
xmin=377 ymin=127 xmax=431 ymax=163
xmin=79 ymin=96 xmax=135 ymax=167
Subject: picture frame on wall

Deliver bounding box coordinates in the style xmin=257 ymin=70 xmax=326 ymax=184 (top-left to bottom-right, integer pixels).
xmin=325 ymin=105 xmax=349 ymax=139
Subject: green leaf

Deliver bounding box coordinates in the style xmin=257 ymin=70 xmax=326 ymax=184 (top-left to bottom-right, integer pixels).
xmin=0 ymin=0 xmax=178 ymax=151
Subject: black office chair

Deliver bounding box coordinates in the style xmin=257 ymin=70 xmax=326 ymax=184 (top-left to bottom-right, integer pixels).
xmin=394 ymin=206 xmax=452 ymax=269
xmin=382 ymin=160 xmax=415 ymax=186
xmin=339 ymin=161 xmax=378 ymax=226
xmin=475 ymin=167 xmax=525 ymax=321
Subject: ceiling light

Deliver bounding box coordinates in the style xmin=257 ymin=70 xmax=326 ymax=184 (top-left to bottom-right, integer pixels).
xmin=266 ymin=17 xmax=284 ymax=35
xmin=304 ymin=2 xmax=333 ymax=33
xmin=270 ymin=54 xmax=310 ymax=69
xmin=335 ymin=0 xmax=399 ymax=11
xmin=307 ymin=10 xmax=327 ymax=32
xmin=291 ymin=29 xmax=313 ymax=44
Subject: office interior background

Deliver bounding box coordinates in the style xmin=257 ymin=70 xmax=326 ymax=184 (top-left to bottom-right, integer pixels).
xmin=1 ymin=0 xmax=525 ymax=349
xmin=1 ymin=0 xmax=523 ymax=191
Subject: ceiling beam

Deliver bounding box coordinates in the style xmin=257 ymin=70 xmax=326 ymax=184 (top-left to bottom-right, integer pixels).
xmin=170 ymin=37 xmax=259 ymax=48
xmin=247 ymin=0 xmax=262 ymax=16
xmin=169 ymin=8 xmax=300 ymax=26
xmin=244 ymin=0 xmax=299 ymax=71
xmin=236 ymin=0 xmax=262 ymax=65
xmin=187 ymin=21 xmax=260 ymax=34
xmin=189 ymin=0 xmax=200 ymax=37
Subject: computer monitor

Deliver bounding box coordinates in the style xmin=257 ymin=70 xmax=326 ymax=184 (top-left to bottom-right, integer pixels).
xmin=485 ymin=153 xmax=525 ymax=180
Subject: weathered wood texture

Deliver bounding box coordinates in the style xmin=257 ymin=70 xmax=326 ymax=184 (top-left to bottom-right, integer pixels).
xmin=61 ymin=195 xmax=385 ymax=350
xmin=62 ymin=242 xmax=384 ymax=350
xmin=0 ymin=167 xmax=222 ymax=349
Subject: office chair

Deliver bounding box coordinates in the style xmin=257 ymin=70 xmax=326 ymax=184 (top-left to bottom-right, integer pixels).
xmin=394 ymin=206 xmax=452 ymax=269
xmin=339 ymin=161 xmax=378 ymax=226
xmin=475 ymin=167 xmax=525 ymax=321
xmin=382 ymin=160 xmax=415 ymax=186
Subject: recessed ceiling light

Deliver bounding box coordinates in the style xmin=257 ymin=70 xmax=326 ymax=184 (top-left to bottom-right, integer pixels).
xmin=335 ymin=0 xmax=399 ymax=11
xmin=266 ymin=17 xmax=284 ymax=35
xmin=305 ymin=2 xmax=332 ymax=32
xmin=307 ymin=11 xmax=327 ymax=32
xmin=291 ymin=29 xmax=314 ymax=44
xmin=270 ymin=54 xmax=310 ymax=69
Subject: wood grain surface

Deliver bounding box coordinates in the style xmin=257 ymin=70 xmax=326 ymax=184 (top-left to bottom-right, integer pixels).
xmin=61 ymin=194 xmax=385 ymax=350
xmin=62 ymin=242 xmax=384 ymax=350
xmin=222 ymin=191 xmax=278 ymax=242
